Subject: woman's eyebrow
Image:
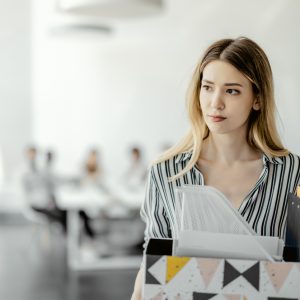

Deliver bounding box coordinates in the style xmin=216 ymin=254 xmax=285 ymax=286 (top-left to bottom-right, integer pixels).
xmin=202 ymin=79 xmax=214 ymax=84
xmin=224 ymin=82 xmax=243 ymax=87
xmin=202 ymin=79 xmax=243 ymax=87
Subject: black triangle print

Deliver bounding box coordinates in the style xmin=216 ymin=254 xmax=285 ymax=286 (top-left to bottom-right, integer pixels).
xmin=145 ymin=270 xmax=161 ymax=285
xmin=223 ymin=260 xmax=241 ymax=287
xmin=242 ymin=262 xmax=260 ymax=291
xmin=146 ymin=255 xmax=163 ymax=269
xmin=192 ymin=292 xmax=217 ymax=300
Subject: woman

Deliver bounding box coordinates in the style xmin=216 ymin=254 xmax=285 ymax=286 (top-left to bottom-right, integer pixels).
xmin=131 ymin=37 xmax=300 ymax=299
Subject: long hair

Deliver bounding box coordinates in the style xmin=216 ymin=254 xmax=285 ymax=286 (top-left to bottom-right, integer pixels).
xmin=156 ymin=37 xmax=288 ymax=180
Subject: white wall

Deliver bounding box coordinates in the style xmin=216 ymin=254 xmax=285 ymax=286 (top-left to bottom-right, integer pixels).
xmin=32 ymin=0 xmax=300 ymax=179
xmin=0 ymin=0 xmax=32 ymax=181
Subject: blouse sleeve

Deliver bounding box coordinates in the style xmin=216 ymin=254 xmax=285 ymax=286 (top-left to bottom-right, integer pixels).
xmin=140 ymin=166 xmax=171 ymax=252
xmin=292 ymin=154 xmax=300 ymax=192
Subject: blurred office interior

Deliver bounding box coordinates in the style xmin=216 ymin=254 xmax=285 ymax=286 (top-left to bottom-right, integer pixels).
xmin=1 ymin=0 xmax=300 ymax=299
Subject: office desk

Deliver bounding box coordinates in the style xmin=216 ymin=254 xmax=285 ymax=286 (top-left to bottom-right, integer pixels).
xmin=56 ymin=186 xmax=143 ymax=271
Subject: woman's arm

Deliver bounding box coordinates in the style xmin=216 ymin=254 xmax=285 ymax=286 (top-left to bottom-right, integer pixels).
xmin=131 ymin=165 xmax=170 ymax=299
xmin=131 ymin=268 xmax=143 ymax=300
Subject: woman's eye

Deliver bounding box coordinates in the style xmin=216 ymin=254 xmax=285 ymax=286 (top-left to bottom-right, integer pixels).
xmin=202 ymin=85 xmax=212 ymax=91
xmin=227 ymin=89 xmax=240 ymax=95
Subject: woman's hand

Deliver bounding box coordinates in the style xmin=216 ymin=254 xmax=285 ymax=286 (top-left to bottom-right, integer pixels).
xmin=131 ymin=267 xmax=143 ymax=300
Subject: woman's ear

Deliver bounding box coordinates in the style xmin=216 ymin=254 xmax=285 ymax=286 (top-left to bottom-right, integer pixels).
xmin=252 ymin=97 xmax=260 ymax=111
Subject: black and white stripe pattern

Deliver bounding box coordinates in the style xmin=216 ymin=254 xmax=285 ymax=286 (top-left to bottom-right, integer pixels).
xmin=141 ymin=152 xmax=300 ymax=248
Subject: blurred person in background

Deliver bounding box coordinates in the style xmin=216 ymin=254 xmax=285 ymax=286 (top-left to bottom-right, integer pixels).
xmin=22 ymin=147 xmax=95 ymax=238
xmin=121 ymin=146 xmax=147 ymax=191
xmin=81 ymin=148 xmax=107 ymax=192
xmin=22 ymin=146 xmax=67 ymax=231
xmin=43 ymin=150 xmax=60 ymax=208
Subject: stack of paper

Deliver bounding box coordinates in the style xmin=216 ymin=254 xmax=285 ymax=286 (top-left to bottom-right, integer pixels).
xmin=172 ymin=186 xmax=284 ymax=261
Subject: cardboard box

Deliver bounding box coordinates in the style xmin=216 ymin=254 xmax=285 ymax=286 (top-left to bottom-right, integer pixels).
xmin=143 ymin=238 xmax=300 ymax=300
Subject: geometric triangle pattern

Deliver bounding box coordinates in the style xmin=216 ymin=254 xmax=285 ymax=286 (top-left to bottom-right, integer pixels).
xmin=148 ymin=256 xmax=167 ymax=285
xmin=143 ymin=284 xmax=162 ymax=299
xmin=147 ymin=255 xmax=164 ymax=269
xmin=144 ymin=254 xmax=300 ymax=299
xmin=264 ymin=262 xmax=293 ymax=293
xmin=225 ymin=260 xmax=258 ymax=274
xmin=146 ymin=271 xmax=161 ymax=285
xmin=192 ymin=292 xmax=217 ymax=300
xmin=223 ymin=261 xmax=240 ymax=288
xmin=223 ymin=261 xmax=259 ymax=291
xmin=151 ymin=290 xmax=163 ymax=300
xmin=242 ymin=262 xmax=260 ymax=291
xmin=197 ymin=258 xmax=221 ymax=288
xmin=166 ymin=256 xmax=190 ymax=283
xmin=146 ymin=255 xmax=164 ymax=285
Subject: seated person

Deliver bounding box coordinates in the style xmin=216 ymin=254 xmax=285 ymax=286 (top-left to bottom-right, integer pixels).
xmin=23 ymin=147 xmax=95 ymax=238
xmin=121 ymin=146 xmax=147 ymax=191
xmin=80 ymin=148 xmax=108 ymax=192
xmin=22 ymin=146 xmax=67 ymax=232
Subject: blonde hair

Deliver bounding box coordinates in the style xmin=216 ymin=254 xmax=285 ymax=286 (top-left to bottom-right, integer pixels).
xmin=156 ymin=37 xmax=288 ymax=180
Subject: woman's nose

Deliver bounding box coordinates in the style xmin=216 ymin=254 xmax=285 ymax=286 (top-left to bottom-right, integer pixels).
xmin=210 ymin=91 xmax=225 ymax=110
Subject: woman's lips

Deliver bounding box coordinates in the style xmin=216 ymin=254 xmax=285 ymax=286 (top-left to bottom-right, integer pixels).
xmin=208 ymin=115 xmax=227 ymax=122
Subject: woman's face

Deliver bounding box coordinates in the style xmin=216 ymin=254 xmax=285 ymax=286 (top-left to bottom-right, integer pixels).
xmin=199 ymin=60 xmax=260 ymax=137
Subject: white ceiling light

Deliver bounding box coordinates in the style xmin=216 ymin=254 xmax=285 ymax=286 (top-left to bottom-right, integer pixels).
xmin=57 ymin=0 xmax=164 ymax=18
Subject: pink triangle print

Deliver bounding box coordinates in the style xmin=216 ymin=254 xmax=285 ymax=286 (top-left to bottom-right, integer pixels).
xmin=224 ymin=294 xmax=241 ymax=300
xmin=264 ymin=262 xmax=293 ymax=292
xmin=196 ymin=258 xmax=221 ymax=288
xmin=151 ymin=291 xmax=163 ymax=300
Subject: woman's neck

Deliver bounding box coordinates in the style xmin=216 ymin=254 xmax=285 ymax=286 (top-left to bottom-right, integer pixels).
xmin=200 ymin=133 xmax=261 ymax=165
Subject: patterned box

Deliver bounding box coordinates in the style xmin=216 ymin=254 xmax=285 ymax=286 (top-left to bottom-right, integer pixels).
xmin=143 ymin=239 xmax=300 ymax=300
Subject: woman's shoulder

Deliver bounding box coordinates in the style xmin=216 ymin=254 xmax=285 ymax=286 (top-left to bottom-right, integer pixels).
xmin=279 ymin=152 xmax=300 ymax=165
xmin=265 ymin=152 xmax=300 ymax=174
xmin=283 ymin=152 xmax=300 ymax=171
xmin=286 ymin=151 xmax=300 ymax=160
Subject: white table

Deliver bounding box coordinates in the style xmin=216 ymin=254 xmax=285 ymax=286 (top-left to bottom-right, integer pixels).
xmin=56 ymin=185 xmax=143 ymax=271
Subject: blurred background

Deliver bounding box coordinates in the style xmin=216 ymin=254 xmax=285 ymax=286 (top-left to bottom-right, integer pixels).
xmin=1 ymin=0 xmax=300 ymax=299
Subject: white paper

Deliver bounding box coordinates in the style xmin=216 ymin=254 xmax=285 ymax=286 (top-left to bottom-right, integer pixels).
xmin=173 ymin=186 xmax=283 ymax=261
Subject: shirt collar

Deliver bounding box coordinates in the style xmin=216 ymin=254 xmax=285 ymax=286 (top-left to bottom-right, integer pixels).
xmin=174 ymin=151 xmax=283 ymax=165
xmin=262 ymin=153 xmax=283 ymax=165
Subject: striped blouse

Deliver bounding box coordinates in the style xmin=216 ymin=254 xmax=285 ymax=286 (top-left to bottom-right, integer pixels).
xmin=140 ymin=152 xmax=300 ymax=247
